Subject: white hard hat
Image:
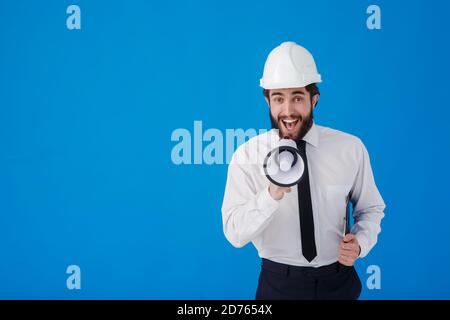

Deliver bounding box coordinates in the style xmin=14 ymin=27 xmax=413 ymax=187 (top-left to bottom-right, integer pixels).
xmin=260 ymin=41 xmax=322 ymax=90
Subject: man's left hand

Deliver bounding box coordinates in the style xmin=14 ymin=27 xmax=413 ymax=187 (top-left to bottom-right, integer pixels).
xmin=338 ymin=233 xmax=361 ymax=266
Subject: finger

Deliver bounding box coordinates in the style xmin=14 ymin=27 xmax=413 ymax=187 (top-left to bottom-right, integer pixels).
xmin=340 ymin=247 xmax=358 ymax=256
xmin=339 ymin=247 xmax=358 ymax=257
xmin=341 ymin=253 xmax=357 ymax=261
xmin=341 ymin=243 xmax=358 ymax=251
xmin=343 ymin=233 xmax=356 ymax=243
xmin=340 ymin=241 xmax=355 ymax=249
xmin=339 ymin=250 xmax=358 ymax=260
xmin=285 ymin=187 xmax=292 ymax=193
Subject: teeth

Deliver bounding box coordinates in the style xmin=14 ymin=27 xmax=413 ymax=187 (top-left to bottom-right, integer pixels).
xmin=282 ymin=119 xmax=298 ymax=131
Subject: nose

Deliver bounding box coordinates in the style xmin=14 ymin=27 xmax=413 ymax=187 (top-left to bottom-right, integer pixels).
xmin=281 ymin=100 xmax=296 ymax=117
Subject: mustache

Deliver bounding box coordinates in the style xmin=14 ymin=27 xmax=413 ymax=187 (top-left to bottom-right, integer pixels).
xmin=269 ymin=110 xmax=314 ymax=141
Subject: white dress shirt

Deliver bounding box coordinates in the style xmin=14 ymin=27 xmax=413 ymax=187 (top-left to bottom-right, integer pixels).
xmin=221 ymin=123 xmax=385 ymax=267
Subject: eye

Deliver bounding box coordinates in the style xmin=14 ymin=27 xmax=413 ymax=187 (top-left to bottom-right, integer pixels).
xmin=294 ymin=96 xmax=303 ymax=103
xmin=273 ymin=97 xmax=284 ymax=104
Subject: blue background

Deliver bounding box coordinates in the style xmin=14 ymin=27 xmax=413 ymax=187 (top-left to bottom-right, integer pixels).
xmin=1 ymin=0 xmax=449 ymax=299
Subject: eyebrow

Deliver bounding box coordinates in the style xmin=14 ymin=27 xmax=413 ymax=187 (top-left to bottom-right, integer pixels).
xmin=270 ymin=91 xmax=305 ymax=97
xmin=270 ymin=92 xmax=284 ymax=97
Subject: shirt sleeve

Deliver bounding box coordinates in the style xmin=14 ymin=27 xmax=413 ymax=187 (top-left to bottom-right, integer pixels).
xmin=221 ymin=152 xmax=280 ymax=248
xmin=350 ymin=140 xmax=386 ymax=258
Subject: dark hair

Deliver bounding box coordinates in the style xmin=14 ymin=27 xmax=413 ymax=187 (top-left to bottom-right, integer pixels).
xmin=263 ymin=83 xmax=320 ymax=107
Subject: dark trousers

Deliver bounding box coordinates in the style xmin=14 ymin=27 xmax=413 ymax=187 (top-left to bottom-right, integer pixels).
xmin=255 ymin=258 xmax=362 ymax=300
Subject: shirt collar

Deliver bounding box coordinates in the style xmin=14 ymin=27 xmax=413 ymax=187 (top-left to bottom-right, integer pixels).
xmin=269 ymin=122 xmax=319 ymax=148
xmin=302 ymin=122 xmax=319 ymax=148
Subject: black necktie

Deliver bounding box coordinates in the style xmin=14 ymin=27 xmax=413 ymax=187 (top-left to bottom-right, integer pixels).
xmin=296 ymin=140 xmax=317 ymax=262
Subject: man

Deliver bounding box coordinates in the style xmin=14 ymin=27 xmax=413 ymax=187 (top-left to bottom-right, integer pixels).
xmin=221 ymin=42 xmax=385 ymax=300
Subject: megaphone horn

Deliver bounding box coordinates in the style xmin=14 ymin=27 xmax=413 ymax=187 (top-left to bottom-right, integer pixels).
xmin=263 ymin=138 xmax=305 ymax=187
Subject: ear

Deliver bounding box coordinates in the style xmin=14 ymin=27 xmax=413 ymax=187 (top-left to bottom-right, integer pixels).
xmin=312 ymin=94 xmax=320 ymax=109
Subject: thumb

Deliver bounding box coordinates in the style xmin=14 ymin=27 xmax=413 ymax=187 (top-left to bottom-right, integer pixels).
xmin=343 ymin=233 xmax=356 ymax=243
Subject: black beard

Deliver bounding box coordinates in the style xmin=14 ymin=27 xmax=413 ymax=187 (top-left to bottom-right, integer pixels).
xmin=270 ymin=110 xmax=314 ymax=143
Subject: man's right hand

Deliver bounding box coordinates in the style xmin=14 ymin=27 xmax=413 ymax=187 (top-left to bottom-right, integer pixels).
xmin=269 ymin=183 xmax=292 ymax=200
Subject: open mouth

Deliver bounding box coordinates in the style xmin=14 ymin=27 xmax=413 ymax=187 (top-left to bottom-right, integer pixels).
xmin=281 ymin=118 xmax=300 ymax=132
